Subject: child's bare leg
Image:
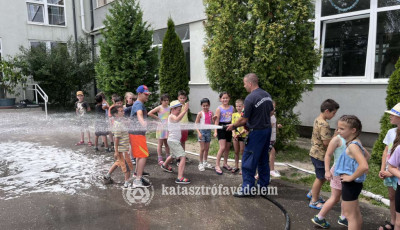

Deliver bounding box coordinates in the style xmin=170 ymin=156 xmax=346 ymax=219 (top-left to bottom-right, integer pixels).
xmin=389 ymin=187 xmax=396 ymax=227
xmin=318 ymin=187 xmax=341 ymax=218
xmin=215 ymin=139 xmax=226 ymax=170
xmin=157 ymin=139 xmax=163 ymax=161
xmin=223 ymin=142 xmax=231 ymax=167
xmin=311 ymin=178 xmax=326 ymax=203
xmin=199 ymin=141 xmax=205 ymax=164
xmin=164 ymin=139 xmax=170 ymax=157
xmin=342 ymin=200 xmax=362 ymax=230
xmin=87 ymin=130 xmax=91 ymax=143
xmin=394 ymin=212 xmax=400 ymax=230
xmin=107 ymin=162 xmax=119 ymax=175
xmin=164 ymin=155 xmax=173 ymax=166
xmin=102 ymin=136 xmax=109 ymax=148
xmin=178 ymin=156 xmax=186 ymax=178
xmin=181 ymin=141 xmax=186 ymax=151
xmin=203 ymin=142 xmax=211 ymax=162
xmin=80 ymin=131 xmax=84 ymax=142
xmin=135 ymin=157 xmax=147 ymax=178
xmin=95 ymin=135 xmax=99 ymax=147
xmin=269 ymin=147 xmax=276 ymax=171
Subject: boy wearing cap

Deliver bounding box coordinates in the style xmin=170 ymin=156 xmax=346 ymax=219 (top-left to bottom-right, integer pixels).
xmin=75 ymin=91 xmax=92 ymax=146
xmin=129 ymin=85 xmax=151 ymax=187
xmin=160 ymin=100 xmax=191 ymax=184
xmin=378 ymin=103 xmax=400 ymax=230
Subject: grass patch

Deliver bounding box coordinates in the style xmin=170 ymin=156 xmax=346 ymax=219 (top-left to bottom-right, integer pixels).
xmin=276 ymin=145 xmax=310 ymax=162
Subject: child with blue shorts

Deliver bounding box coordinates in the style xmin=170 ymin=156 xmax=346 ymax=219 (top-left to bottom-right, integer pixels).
xmin=195 ymin=98 xmax=214 ymax=171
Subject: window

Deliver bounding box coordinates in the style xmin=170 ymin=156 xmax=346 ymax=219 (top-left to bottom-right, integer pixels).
xmin=375 ymin=10 xmax=400 ymax=78
xmin=321 ymin=17 xmax=369 ymax=77
xmin=26 ymin=0 xmax=65 ymax=26
xmin=152 ymin=24 xmax=191 ymax=80
xmin=97 ymin=0 xmax=114 ymax=8
xmin=30 ymin=40 xmax=66 ymax=50
xmin=321 ymin=0 xmax=370 ymax=17
xmin=379 ymin=0 xmax=400 ymax=8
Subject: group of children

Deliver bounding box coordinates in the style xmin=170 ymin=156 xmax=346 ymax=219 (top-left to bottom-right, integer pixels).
xmin=307 ymin=99 xmax=400 ymax=230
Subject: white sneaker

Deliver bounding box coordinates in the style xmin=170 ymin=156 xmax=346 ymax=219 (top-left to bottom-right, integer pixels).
xmin=270 ymin=170 xmax=281 ymax=178
xmin=198 ymin=163 xmax=205 ymax=171
xmin=203 ymin=162 xmax=214 ymax=169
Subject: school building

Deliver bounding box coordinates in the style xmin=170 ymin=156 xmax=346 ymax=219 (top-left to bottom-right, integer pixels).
xmin=1 ymin=0 xmax=399 ymax=145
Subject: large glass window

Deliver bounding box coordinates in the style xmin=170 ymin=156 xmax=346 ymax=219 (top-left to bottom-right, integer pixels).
xmin=321 ymin=17 xmax=369 ymax=77
xmin=375 ymin=10 xmax=400 ymax=78
xmin=379 ymin=0 xmax=400 ymax=8
xmin=153 ymin=24 xmax=191 ymax=80
xmin=322 ymin=0 xmax=370 ymax=17
xmin=26 ymin=0 xmax=65 ymax=26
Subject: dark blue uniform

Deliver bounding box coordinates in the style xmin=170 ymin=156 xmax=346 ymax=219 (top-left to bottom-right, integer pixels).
xmin=242 ymin=88 xmax=273 ymax=194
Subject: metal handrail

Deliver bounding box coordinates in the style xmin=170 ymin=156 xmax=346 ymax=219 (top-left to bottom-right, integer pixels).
xmin=24 ymin=83 xmax=48 ymax=119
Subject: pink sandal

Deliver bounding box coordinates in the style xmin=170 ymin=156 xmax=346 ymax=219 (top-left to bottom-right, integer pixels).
xmin=88 ymin=141 xmax=93 ymax=147
xmin=75 ymin=141 xmax=84 ymax=146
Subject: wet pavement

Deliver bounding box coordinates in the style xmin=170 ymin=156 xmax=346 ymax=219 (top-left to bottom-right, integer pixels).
xmin=0 ymin=111 xmax=390 ymax=230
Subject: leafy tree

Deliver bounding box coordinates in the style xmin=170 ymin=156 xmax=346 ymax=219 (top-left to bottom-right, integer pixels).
xmin=0 ymin=59 xmax=26 ymax=98
xmin=372 ymin=58 xmax=400 ymax=165
xmin=15 ymin=38 xmax=96 ymax=106
xmin=96 ymin=0 xmax=158 ymax=104
xmin=204 ymin=0 xmax=320 ymax=147
xmin=159 ymin=18 xmax=189 ymax=100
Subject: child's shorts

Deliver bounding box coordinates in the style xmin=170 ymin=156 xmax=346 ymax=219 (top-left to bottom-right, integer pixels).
xmin=235 ymin=137 xmax=245 ymax=142
xmin=217 ymin=122 xmax=232 ymax=142
xmin=180 ymin=130 xmax=188 ymax=143
xmin=330 ymin=165 xmax=342 ymax=190
xmin=395 ymin=185 xmax=400 ymax=212
xmin=384 ymin=176 xmax=398 ymax=190
xmin=129 ymin=134 xmax=149 ymax=158
xmin=167 ymin=140 xmax=186 ymax=158
xmin=311 ymin=157 xmax=325 ymax=180
xmin=198 ymin=130 xmax=211 ymax=142
xmin=342 ymin=181 xmax=363 ymax=201
xmin=269 ymin=141 xmax=276 ymax=152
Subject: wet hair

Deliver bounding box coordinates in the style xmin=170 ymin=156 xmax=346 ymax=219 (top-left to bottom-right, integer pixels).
xmin=114 ymin=96 xmax=122 ymax=103
xmin=219 ymin=92 xmax=230 ymax=98
xmin=110 ymin=105 xmax=123 ymax=116
xmin=178 ymin=90 xmax=187 ymax=97
xmin=235 ymin=99 xmax=244 ymax=104
xmin=391 ymin=128 xmax=400 ymax=155
xmin=200 ymin=98 xmax=210 ymax=105
xmin=339 ymin=115 xmax=362 ymax=140
xmin=320 ymin=99 xmax=340 ymax=112
xmin=95 ymin=95 xmax=103 ymax=103
xmin=160 ymin=94 xmax=169 ymax=104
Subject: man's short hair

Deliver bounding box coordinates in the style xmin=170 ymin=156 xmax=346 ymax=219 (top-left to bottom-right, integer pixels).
xmin=244 ymin=73 xmax=259 ymax=85
xmin=95 ymin=95 xmax=103 ymax=103
xmin=320 ymin=99 xmax=340 ymax=112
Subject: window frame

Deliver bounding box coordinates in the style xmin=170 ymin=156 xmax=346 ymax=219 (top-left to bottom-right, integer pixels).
xmin=29 ymin=40 xmax=67 ymax=51
xmin=26 ymin=0 xmax=67 ymax=27
xmin=97 ymin=0 xmax=114 ymax=8
xmin=314 ymin=0 xmax=400 ymax=84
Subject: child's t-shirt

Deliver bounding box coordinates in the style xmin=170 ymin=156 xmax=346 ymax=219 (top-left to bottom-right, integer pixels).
xmin=75 ymin=101 xmax=89 ymax=116
xmin=384 ymin=127 xmax=397 ymax=170
xmin=388 ymin=145 xmax=400 ymax=185
xmin=232 ymin=112 xmax=247 ymax=138
xmin=309 ymin=117 xmax=332 ymax=161
xmin=129 ymin=100 xmax=147 ymax=135
xmin=168 ymin=115 xmax=181 ymax=142
xmin=112 ymin=119 xmax=130 ymax=152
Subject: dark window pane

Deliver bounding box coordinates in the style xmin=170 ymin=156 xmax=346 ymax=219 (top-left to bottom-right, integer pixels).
xmin=182 ymin=42 xmax=190 ymax=80
xmin=153 ymin=29 xmax=167 ymax=45
xmin=153 ymin=24 xmax=190 ymax=45
xmin=27 ymin=3 xmax=44 ymax=23
xmin=48 ymin=6 xmax=65 ymax=26
xmin=321 ymin=0 xmax=370 ymax=17
xmin=379 ymin=0 xmax=400 ymax=7
xmin=322 ymin=18 xmax=369 ymax=77
xmin=47 ymin=0 xmax=64 ymax=5
xmin=375 ymin=10 xmax=400 ymax=79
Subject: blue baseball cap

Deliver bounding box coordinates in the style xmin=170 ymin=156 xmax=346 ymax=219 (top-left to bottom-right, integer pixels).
xmin=136 ymin=85 xmax=151 ymax=95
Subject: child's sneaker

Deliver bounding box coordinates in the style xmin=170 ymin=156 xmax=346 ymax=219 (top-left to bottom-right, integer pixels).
xmin=337 ymin=216 xmax=348 ymax=227
xmin=131 ymin=157 xmax=136 ymax=165
xmin=94 ymin=147 xmax=99 ymax=151
xmin=270 ymin=170 xmax=281 ymax=178
xmin=103 ymin=175 xmax=114 ymax=184
xmin=311 ymin=215 xmax=330 ymax=228
xmin=131 ymin=178 xmax=151 ymax=188
xmin=198 ymin=163 xmax=205 ymax=171
xmin=105 ymin=148 xmax=111 ymax=152
xmin=175 ymin=177 xmax=191 ymax=184
xmin=158 ymin=160 xmax=164 ymax=166
xmin=161 ymin=164 xmax=173 ymax=173
xmin=203 ymin=162 xmax=213 ymax=169
xmin=306 ymin=190 xmax=312 ymax=199
xmin=123 ymin=181 xmax=130 ymax=189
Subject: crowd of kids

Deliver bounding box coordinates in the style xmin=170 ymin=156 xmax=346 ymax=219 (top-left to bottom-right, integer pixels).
xmin=75 ymin=88 xmax=400 ymax=229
